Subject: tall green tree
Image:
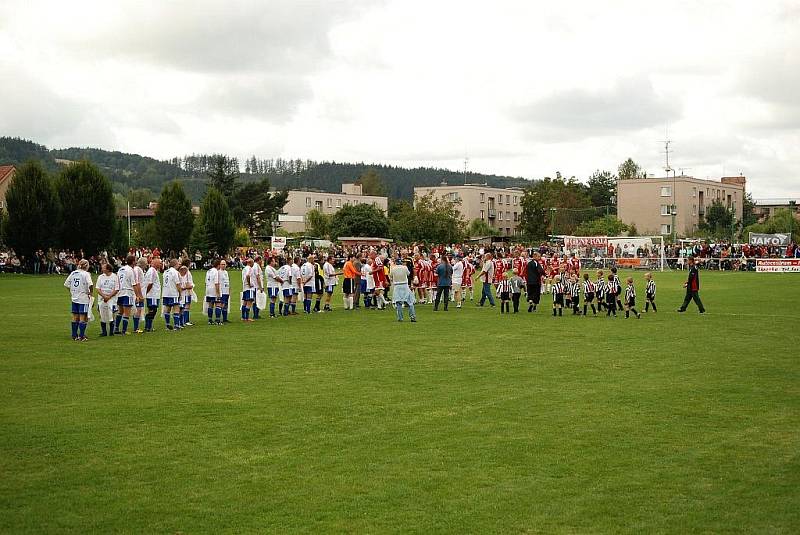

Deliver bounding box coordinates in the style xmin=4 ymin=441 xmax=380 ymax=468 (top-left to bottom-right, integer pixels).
xmin=586 ymin=170 xmax=617 ymax=207
xmin=56 ymin=160 xmax=115 ymax=254
xmin=305 ymin=209 xmax=332 ymax=238
xmin=518 ymin=176 xmax=592 ymax=240
xmin=356 ymin=168 xmax=388 ymax=196
xmin=127 ymin=187 xmax=154 ymax=208
xmin=574 ymin=215 xmax=629 ymax=236
xmin=742 ymin=192 xmax=758 ymax=227
xmin=701 ymin=200 xmax=735 ymax=238
xmin=4 ymin=161 xmax=61 ymax=260
xmin=154 ymin=181 xmax=194 ymax=253
xmin=206 ymin=154 xmax=239 ymax=199
xmin=389 ymin=193 xmax=465 ymax=243
xmin=330 ymin=203 xmax=389 ymax=239
xmin=618 ymin=158 xmax=644 ymax=180
xmin=744 ymin=208 xmax=799 ymax=244
xmin=467 ymin=218 xmax=499 ymax=237
xmin=198 ymin=187 xmax=235 ymax=255
xmin=231 ymin=179 xmax=288 ymax=238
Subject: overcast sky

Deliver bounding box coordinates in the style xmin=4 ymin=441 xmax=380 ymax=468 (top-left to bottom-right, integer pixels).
xmin=1 ymin=0 xmax=798 ymax=199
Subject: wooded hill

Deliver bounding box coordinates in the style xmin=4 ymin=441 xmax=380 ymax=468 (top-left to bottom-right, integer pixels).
xmin=0 ymin=137 xmax=530 ymax=201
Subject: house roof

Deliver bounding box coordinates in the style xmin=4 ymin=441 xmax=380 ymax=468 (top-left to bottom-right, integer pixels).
xmin=116 ymin=208 xmax=155 ymax=218
xmin=0 ymin=165 xmax=14 ymax=186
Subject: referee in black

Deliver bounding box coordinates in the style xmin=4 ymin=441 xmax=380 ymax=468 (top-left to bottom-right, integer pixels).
xmin=678 ymin=256 xmax=706 ymax=313
xmin=526 ymin=252 xmax=546 ymax=312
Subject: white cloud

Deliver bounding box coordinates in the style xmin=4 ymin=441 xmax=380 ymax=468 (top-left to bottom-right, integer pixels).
xmin=0 ymin=0 xmax=798 ymax=198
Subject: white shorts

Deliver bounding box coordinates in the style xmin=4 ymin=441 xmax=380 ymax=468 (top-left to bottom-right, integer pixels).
xmin=452 ymin=282 xmax=462 ymax=292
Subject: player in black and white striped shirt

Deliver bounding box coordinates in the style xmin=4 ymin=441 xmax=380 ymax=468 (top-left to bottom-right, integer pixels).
xmin=551 ymin=275 xmax=564 ymax=317
xmin=582 ymin=273 xmax=597 ymax=316
xmin=595 ymin=270 xmax=606 ymax=312
xmin=644 ymin=272 xmax=657 ymax=312
xmin=610 ymin=267 xmax=624 ymax=312
xmin=569 ymin=274 xmax=581 ymax=315
xmin=624 ymin=277 xmax=642 ymax=319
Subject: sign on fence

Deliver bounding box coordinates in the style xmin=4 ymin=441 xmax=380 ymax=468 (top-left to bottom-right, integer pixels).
xmin=616 ymin=258 xmax=642 ymax=267
xmin=565 ymin=236 xmax=608 ymax=248
xmin=755 ymin=259 xmax=800 ymax=272
xmin=271 ymin=236 xmax=287 ymax=250
xmin=749 ymin=233 xmax=790 ymax=246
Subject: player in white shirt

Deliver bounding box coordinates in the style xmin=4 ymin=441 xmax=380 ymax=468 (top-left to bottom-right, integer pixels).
xmin=64 ymin=259 xmax=94 ymax=341
xmin=143 ymin=257 xmax=162 ymax=332
xmin=179 ymin=259 xmax=195 ymax=326
xmin=265 ymin=256 xmax=282 ymax=317
xmin=219 ymin=260 xmax=231 ymax=323
xmin=115 ymin=255 xmax=137 ymax=335
xmin=277 ymin=258 xmax=293 ymax=316
xmin=290 ymin=257 xmax=302 ymax=315
xmin=205 ymin=258 xmax=222 ymax=325
xmin=133 ymin=257 xmax=148 ymax=333
xmin=241 ymin=258 xmax=255 ymax=322
xmin=251 ymin=256 xmax=264 ymax=319
xmin=322 ymin=256 xmax=339 ymax=312
xmin=363 ymin=258 xmax=376 ymax=308
xmin=300 ymin=255 xmax=316 ymax=314
xmin=451 ymin=254 xmax=465 ymax=308
xmin=95 ymin=262 xmax=119 ymax=337
xmin=162 ymin=258 xmax=183 ymax=330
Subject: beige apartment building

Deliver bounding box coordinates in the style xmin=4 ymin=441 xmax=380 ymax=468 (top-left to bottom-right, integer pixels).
xmin=278 ymin=183 xmax=388 ymax=234
xmin=617 ymin=175 xmax=746 ymax=237
xmin=413 ymin=184 xmax=526 ymax=236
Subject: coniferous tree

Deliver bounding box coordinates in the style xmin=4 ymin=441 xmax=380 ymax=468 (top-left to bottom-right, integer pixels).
xmin=56 ymin=160 xmax=115 ymax=255
xmin=154 ymin=181 xmax=194 ymax=254
xmin=198 ymin=187 xmax=235 ymax=255
xmin=4 ymin=161 xmax=61 ymax=261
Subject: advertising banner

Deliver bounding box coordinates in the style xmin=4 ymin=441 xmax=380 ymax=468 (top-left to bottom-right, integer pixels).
xmin=616 ymin=258 xmax=642 ymax=268
xmin=749 ymin=233 xmax=790 ymax=246
xmin=755 ymin=259 xmax=800 ymax=272
xmin=565 ymin=236 xmax=608 ymax=248
xmin=271 ymin=236 xmax=287 ymax=250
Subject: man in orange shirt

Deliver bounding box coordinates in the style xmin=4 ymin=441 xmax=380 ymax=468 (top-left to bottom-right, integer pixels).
xmin=342 ymin=254 xmax=359 ymax=310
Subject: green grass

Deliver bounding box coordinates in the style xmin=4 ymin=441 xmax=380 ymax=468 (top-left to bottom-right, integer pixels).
xmin=0 ymin=269 xmax=798 ymax=533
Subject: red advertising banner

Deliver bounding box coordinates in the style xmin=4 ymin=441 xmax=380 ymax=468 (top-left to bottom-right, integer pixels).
xmin=755 ymin=259 xmax=800 ymax=273
xmin=565 ymin=236 xmax=608 ymax=248
xmin=616 ymin=258 xmax=642 ymax=267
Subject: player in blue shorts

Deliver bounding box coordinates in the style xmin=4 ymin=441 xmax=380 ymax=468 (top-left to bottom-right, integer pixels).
xmin=64 ymin=259 xmax=93 ymax=341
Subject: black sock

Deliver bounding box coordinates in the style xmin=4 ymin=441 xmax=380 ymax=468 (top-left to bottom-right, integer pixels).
xmin=553 ymin=308 xmax=556 ymax=316
xmin=626 ymin=310 xmax=630 ymax=318
xmin=583 ymin=304 xmax=587 ymax=315
xmin=591 ymin=304 xmax=596 ymax=314
xmin=652 ymin=302 xmax=657 ymax=312
xmin=558 ymin=308 xmax=562 ymax=316
xmin=645 ymin=302 xmax=649 ymax=311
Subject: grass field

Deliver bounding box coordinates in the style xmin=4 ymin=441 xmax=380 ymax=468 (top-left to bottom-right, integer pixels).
xmin=1 ymin=269 xmax=798 ymax=533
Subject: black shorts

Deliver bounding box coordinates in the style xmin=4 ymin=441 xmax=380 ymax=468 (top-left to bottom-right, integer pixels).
xmin=646 ymin=293 xmax=655 ymax=300
xmin=627 ymin=298 xmax=636 ymax=307
xmin=585 ymin=292 xmax=595 ymax=302
xmin=553 ymin=294 xmax=564 ymax=306
xmin=571 ymin=295 xmax=579 ymax=304
xmin=343 ymin=278 xmax=353 ymax=294
xmin=500 ymin=291 xmax=510 ymax=300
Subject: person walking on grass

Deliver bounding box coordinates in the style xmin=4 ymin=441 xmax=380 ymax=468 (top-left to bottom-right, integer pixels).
xmin=678 ymin=256 xmax=705 ymax=313
xmin=433 ymin=255 xmax=452 ymax=311
xmin=477 ymin=253 xmax=496 ymax=307
xmin=390 ymin=257 xmax=417 ymax=322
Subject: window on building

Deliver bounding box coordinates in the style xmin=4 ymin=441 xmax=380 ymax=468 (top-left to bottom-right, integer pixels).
xmin=661 ymin=204 xmax=671 ymax=216
xmin=732 ymin=200 xmax=736 ymax=212
xmin=480 ymin=193 xmax=485 ymax=203
xmin=661 ymin=224 xmax=671 ymax=235
xmin=498 ymin=195 xmax=503 ymax=205
xmin=354 ymin=200 xmax=359 ymax=205
xmin=480 ymin=210 xmax=485 ymax=219
xmin=315 ymin=200 xmax=323 ymax=210
xmin=336 ymin=199 xmax=342 ymax=208
xmin=506 ymin=195 xmax=510 ymax=204
xmin=660 ymin=186 xmax=671 ymax=197
xmin=506 ymin=211 xmax=510 ymax=220
xmin=506 ymin=228 xmax=511 ymax=235
xmin=498 ymin=211 xmax=503 ymax=221
xmin=327 ymin=198 xmax=332 ymax=208
xmin=513 ymin=212 xmax=518 ymax=221
xmin=305 ymin=197 xmax=312 ymax=207
xmin=0 ymin=201 xmax=4 ymax=209
xmin=692 ymin=205 xmax=697 ymax=216
xmin=513 ymin=196 xmax=518 ymax=205
xmin=692 ymin=187 xmax=696 ymax=198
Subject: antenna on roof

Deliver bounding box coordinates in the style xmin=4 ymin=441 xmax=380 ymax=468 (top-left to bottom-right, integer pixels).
xmin=464 ymin=156 xmax=469 ymax=185
xmin=678 ymin=167 xmax=692 ymax=177
xmin=659 ymin=124 xmax=674 ymax=178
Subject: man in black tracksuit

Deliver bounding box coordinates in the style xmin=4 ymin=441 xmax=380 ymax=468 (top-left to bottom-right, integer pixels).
xmin=678 ymin=256 xmax=705 ymax=313
xmin=526 ymin=252 xmax=546 ymax=312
